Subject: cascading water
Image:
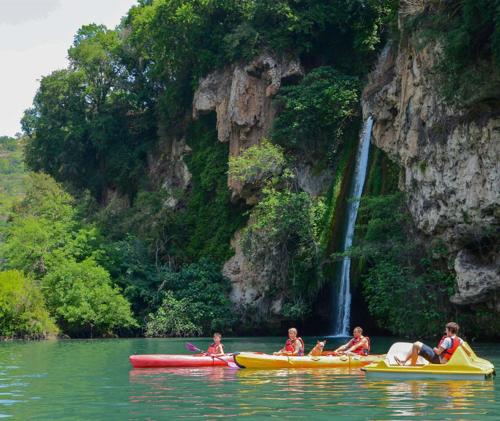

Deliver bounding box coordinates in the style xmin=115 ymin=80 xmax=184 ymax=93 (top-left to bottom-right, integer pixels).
xmin=332 ymin=116 xmax=374 ymax=336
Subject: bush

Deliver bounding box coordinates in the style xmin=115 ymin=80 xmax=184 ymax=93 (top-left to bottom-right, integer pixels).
xmin=43 ymin=259 xmax=137 ymax=337
xmin=145 ymin=291 xmax=202 ymax=337
xmin=0 ymin=270 xmax=57 ymax=339
xmin=273 ymin=67 xmax=360 ymax=158
xmin=158 ymin=260 xmax=235 ymax=335
xmin=228 ymin=139 xmax=286 ymax=185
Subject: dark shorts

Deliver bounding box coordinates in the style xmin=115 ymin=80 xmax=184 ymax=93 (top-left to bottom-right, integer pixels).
xmin=419 ymin=343 xmax=441 ymax=364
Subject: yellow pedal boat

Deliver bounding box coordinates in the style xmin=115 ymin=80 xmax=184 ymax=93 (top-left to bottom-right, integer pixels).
xmin=234 ymin=352 xmax=384 ymax=369
xmin=362 ymin=342 xmax=495 ymax=380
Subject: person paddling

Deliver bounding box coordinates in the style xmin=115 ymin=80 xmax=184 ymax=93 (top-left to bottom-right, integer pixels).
xmin=395 ymin=322 xmax=471 ymax=366
xmin=334 ymin=327 xmax=370 ymax=356
xmin=274 ymin=327 xmax=305 ymax=356
xmin=205 ymin=332 xmax=225 ymax=357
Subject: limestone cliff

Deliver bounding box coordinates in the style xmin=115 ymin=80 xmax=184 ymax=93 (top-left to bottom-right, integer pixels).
xmin=362 ymin=39 xmax=500 ymax=310
xmin=193 ymin=52 xmax=303 ymax=203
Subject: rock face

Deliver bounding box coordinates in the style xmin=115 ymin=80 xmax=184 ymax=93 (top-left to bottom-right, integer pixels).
xmin=148 ymin=124 xmax=192 ymax=209
xmin=222 ymin=229 xmax=283 ymax=319
xmin=362 ymin=40 xmax=500 ymax=308
xmin=193 ymin=52 xmax=303 ymax=154
xmin=193 ymin=52 xmax=304 ymax=202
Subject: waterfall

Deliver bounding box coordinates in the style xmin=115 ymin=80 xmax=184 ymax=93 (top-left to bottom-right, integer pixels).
xmin=332 ymin=116 xmax=374 ymax=336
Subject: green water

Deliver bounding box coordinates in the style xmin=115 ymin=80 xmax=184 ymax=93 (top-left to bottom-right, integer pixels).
xmin=0 ymin=337 xmax=498 ymax=420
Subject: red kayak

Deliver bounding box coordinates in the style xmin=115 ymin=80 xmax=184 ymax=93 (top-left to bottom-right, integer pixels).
xmin=129 ymin=354 xmax=234 ymax=368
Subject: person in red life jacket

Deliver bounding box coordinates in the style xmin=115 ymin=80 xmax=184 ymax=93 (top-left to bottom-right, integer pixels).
xmin=334 ymin=326 xmax=370 ymax=356
xmin=206 ymin=332 xmax=225 ymax=357
xmin=273 ymin=328 xmax=305 ymax=356
xmin=395 ymin=322 xmax=471 ymax=366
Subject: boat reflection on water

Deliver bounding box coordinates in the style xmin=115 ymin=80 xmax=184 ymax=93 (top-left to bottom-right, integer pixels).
xmin=129 ymin=366 xmax=235 ymax=385
xmin=236 ymin=368 xmax=366 ymax=397
xmin=362 ymin=378 xmax=495 ymax=418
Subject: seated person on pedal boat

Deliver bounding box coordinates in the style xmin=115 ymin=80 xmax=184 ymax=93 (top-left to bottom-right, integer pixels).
xmin=205 ymin=332 xmax=225 ymax=357
xmin=274 ymin=328 xmax=305 ymax=356
xmin=395 ymin=322 xmax=471 ymax=366
xmin=334 ymin=326 xmax=370 ymax=356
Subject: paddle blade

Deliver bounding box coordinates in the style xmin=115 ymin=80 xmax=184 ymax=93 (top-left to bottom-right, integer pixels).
xmin=185 ymin=342 xmax=201 ymax=352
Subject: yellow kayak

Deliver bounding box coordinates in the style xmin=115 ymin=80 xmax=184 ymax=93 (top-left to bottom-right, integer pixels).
xmin=362 ymin=342 xmax=495 ymax=380
xmin=234 ymin=352 xmax=384 ymax=369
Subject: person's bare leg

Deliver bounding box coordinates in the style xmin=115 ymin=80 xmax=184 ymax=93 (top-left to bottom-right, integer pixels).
xmin=394 ymin=342 xmax=422 ymax=365
xmin=410 ymin=342 xmax=422 ymax=366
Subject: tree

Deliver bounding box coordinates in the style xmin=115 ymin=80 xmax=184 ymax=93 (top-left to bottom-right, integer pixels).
xmin=145 ymin=291 xmax=201 ymax=337
xmin=1 ymin=173 xmax=137 ymax=337
xmin=157 ymin=260 xmax=235 ymax=334
xmin=0 ymin=270 xmax=57 ymax=339
xmin=1 ymin=174 xmax=75 ymax=276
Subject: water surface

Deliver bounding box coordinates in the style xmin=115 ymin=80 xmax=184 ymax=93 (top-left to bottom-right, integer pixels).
xmin=0 ymin=337 xmax=498 ymax=419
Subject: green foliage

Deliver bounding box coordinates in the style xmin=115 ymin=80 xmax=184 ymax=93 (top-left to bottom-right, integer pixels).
xmin=223 ymin=0 xmax=398 ymax=71
xmin=173 ymin=117 xmax=248 ymax=264
xmin=0 ymin=136 xmax=26 ymax=231
xmin=43 ymin=259 xmax=137 ymax=337
xmin=273 ymin=67 xmax=360 ymax=158
xmin=98 ymin=235 xmax=164 ymax=317
xmin=145 ymin=291 xmax=202 ymax=337
xmin=2 ymin=174 xmax=76 ymax=276
xmin=0 ymin=270 xmax=57 ymax=339
xmin=242 ymin=186 xmax=324 ymax=299
xmin=157 ymin=260 xmax=235 ymax=334
xmin=90 ymin=116 xmax=247 ymax=268
xmin=22 ymin=24 xmax=156 ymax=199
xmin=351 ymin=193 xmax=457 ymax=337
xmin=228 ymin=139 xmax=286 ymax=185
xmin=1 ymin=173 xmax=136 ymax=337
xmin=281 ymin=298 xmax=312 ymax=321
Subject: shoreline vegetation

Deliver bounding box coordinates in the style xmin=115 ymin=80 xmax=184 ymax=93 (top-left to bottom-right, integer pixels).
xmin=1 ymin=1 xmax=499 ymax=340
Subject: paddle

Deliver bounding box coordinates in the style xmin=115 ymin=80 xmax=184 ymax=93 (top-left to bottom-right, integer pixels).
xmin=185 ymin=342 xmax=239 ymax=369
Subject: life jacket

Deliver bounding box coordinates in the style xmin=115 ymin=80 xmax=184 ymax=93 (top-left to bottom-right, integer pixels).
xmin=285 ymin=337 xmax=305 ymax=356
xmin=348 ymin=336 xmax=370 ymax=355
xmin=207 ymin=343 xmax=222 ymax=354
xmin=437 ymin=335 xmax=461 ymax=361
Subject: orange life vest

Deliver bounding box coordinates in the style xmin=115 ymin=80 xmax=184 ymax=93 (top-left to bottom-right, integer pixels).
xmin=437 ymin=335 xmax=461 ymax=361
xmin=207 ymin=343 xmax=223 ymax=354
xmin=348 ymin=336 xmax=370 ymax=355
xmin=285 ymin=337 xmax=305 ymax=356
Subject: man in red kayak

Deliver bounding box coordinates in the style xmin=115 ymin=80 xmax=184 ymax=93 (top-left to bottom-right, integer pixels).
xmin=274 ymin=327 xmax=305 ymax=356
xmin=395 ymin=322 xmax=471 ymax=366
xmin=206 ymin=332 xmax=225 ymax=357
xmin=334 ymin=326 xmax=370 ymax=356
